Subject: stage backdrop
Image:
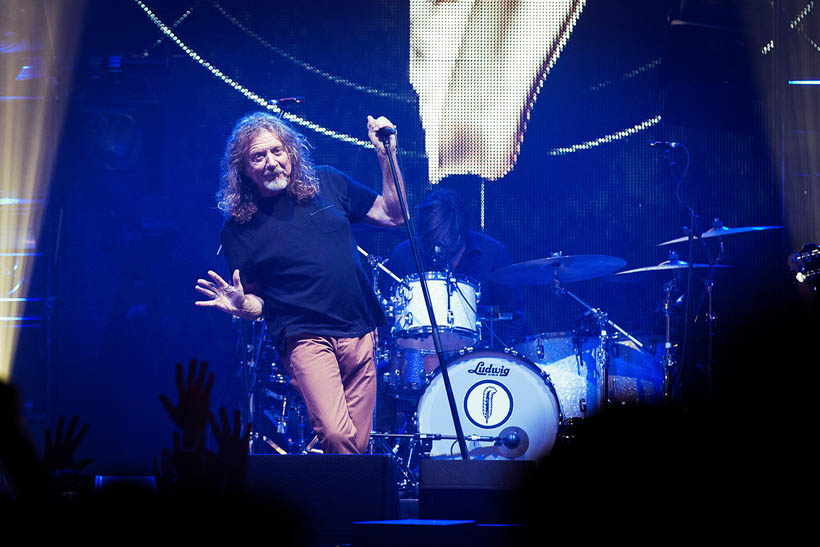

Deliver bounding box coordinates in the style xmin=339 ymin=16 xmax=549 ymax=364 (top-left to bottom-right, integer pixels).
xmin=12 ymin=0 xmax=802 ymax=473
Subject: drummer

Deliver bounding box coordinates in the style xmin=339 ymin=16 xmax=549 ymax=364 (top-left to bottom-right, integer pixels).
xmin=383 ymin=188 xmax=527 ymax=348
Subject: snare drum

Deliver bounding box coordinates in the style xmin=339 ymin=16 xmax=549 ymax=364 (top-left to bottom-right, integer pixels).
xmin=416 ymin=349 xmax=561 ymax=461
xmin=392 ymin=272 xmax=480 ymax=352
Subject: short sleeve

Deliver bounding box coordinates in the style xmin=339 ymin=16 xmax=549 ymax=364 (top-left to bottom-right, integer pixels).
xmin=220 ymin=224 xmax=255 ymax=287
xmin=318 ymin=165 xmax=378 ymax=224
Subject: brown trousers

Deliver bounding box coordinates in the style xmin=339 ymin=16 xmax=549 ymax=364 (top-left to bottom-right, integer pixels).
xmin=283 ymin=330 xmax=377 ymax=454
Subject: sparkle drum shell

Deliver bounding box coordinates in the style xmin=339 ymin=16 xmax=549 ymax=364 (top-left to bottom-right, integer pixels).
xmin=392 ymin=272 xmax=480 ymax=352
xmin=514 ymin=332 xmax=664 ymax=416
xmin=416 ymin=349 xmax=561 ymax=461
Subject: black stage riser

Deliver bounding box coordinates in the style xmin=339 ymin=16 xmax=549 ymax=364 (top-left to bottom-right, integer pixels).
xmin=419 ymin=459 xmax=535 ymax=523
xmin=245 ymin=454 xmax=398 ymax=545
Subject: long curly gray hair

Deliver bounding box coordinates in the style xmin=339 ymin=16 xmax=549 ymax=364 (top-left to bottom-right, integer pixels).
xmin=217 ymin=112 xmax=319 ymax=223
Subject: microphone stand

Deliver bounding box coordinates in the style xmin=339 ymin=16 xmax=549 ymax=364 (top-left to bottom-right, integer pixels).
xmin=666 ymin=143 xmax=694 ymax=402
xmin=377 ymin=130 xmax=470 ymax=460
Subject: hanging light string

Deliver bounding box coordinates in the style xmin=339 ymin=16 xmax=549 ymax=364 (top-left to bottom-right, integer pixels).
xmin=132 ymin=0 xmax=425 ymax=158
xmin=142 ymin=1 xmax=200 ymax=56
xmin=791 ymin=1 xmax=815 ymax=29
xmin=549 ymin=115 xmax=662 ymax=156
xmin=210 ymin=1 xmax=414 ymax=104
xmin=132 ymin=1 xmax=665 ymax=159
xmin=584 ymin=57 xmax=662 ymax=94
xmin=761 ymin=1 xmax=816 ymax=54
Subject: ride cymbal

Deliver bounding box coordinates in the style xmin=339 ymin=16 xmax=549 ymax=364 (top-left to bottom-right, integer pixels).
xmin=491 ymin=254 xmax=626 ymax=285
xmin=657 ymin=225 xmax=782 ymax=246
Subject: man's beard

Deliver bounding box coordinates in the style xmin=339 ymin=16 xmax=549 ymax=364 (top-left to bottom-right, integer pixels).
xmin=263 ymin=173 xmax=289 ymax=193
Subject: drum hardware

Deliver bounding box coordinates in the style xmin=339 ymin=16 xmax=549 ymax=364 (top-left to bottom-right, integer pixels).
xmin=359 ymin=244 xmax=409 ymax=315
xmin=477 ymin=305 xmax=517 ymax=350
xmin=371 ymin=431 xmax=523 ymax=444
xmin=233 ymin=319 xmax=316 ymax=454
xmin=551 ymin=281 xmax=649 ymax=357
xmin=301 ymin=435 xmax=323 ymax=455
xmin=701 ymin=279 xmax=716 ymax=396
xmin=661 ymin=280 xmax=678 ymax=401
xmin=790 ymin=242 xmax=820 ymax=288
xmin=369 ymin=434 xmax=421 ymax=490
xmin=370 ymin=408 xmax=425 ymax=490
xmin=556 ymin=417 xmax=584 ymax=441
xmin=610 ymin=253 xmax=731 ymax=402
xmin=249 ymin=432 xmax=288 ymax=455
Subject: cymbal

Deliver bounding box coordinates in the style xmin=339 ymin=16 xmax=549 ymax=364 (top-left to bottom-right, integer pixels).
xmin=658 ymin=225 xmax=782 ymax=246
xmin=491 ymin=254 xmax=626 ymax=285
xmin=607 ymin=259 xmax=733 ymax=283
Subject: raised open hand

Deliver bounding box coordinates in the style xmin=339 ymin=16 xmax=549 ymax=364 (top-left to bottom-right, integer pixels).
xmin=43 ymin=415 xmax=94 ymax=473
xmin=158 ymin=359 xmax=214 ymax=450
xmin=195 ymin=269 xmax=247 ymax=315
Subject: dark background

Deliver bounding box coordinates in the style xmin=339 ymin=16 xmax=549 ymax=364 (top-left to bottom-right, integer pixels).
xmin=8 ymin=0 xmax=818 ymax=473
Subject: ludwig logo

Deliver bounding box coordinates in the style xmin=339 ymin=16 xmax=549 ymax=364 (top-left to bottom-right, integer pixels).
xmin=463 ymin=380 xmax=513 ymax=429
xmin=467 ymin=360 xmax=510 ymax=377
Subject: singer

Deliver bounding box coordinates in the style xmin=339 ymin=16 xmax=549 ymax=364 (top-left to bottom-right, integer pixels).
xmin=195 ymin=112 xmax=405 ymax=454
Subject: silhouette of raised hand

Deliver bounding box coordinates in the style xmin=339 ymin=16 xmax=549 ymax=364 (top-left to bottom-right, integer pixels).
xmin=43 ymin=415 xmax=94 ymax=473
xmin=209 ymin=406 xmax=252 ymax=489
xmin=159 ymin=359 xmax=214 ymax=450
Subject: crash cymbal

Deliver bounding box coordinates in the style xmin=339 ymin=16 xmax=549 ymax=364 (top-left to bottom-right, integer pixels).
xmin=658 ymin=225 xmax=782 ymax=246
xmin=491 ymin=254 xmax=626 ymax=285
xmin=607 ymin=259 xmax=733 ymax=283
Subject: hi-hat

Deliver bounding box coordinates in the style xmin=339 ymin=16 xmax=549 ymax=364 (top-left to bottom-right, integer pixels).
xmin=658 ymin=225 xmax=782 ymax=246
xmin=607 ymin=259 xmax=733 ymax=283
xmin=491 ymin=254 xmax=626 ymax=285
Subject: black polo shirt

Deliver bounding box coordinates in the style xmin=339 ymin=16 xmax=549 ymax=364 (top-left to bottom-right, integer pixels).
xmin=221 ymin=165 xmax=386 ymax=353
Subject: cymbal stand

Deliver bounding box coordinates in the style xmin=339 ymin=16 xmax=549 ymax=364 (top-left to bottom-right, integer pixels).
xmin=370 ymin=433 xmax=420 ymax=491
xmin=702 ymin=279 xmax=715 ymax=397
xmin=358 ymin=245 xmax=408 ymax=307
xmin=553 ymin=281 xmax=648 ymax=406
xmin=661 ymin=279 xmax=677 ymax=401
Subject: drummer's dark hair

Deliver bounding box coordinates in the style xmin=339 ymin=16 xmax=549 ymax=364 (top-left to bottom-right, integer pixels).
xmin=417 ymin=189 xmax=469 ymax=260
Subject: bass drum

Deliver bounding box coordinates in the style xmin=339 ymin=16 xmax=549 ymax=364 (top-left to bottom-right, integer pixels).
xmin=417 ymin=349 xmax=561 ymax=461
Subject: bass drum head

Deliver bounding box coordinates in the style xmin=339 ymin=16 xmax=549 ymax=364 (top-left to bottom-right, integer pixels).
xmin=417 ymin=350 xmax=561 ymax=461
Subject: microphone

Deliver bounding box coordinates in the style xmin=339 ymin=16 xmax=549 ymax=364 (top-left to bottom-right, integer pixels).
xmin=375 ymin=125 xmax=397 ymax=142
xmin=648 ymin=140 xmax=680 ymax=149
xmin=497 ymin=431 xmax=520 ymax=449
xmin=269 ymin=96 xmax=304 ymax=107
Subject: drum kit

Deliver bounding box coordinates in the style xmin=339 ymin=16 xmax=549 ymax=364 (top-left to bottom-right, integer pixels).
xmin=240 ymin=222 xmax=780 ymax=488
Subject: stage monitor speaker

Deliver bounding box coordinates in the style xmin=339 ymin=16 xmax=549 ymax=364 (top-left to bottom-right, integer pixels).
xmin=419 ymin=459 xmax=535 ymax=523
xmin=246 ymin=454 xmax=398 ymax=544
